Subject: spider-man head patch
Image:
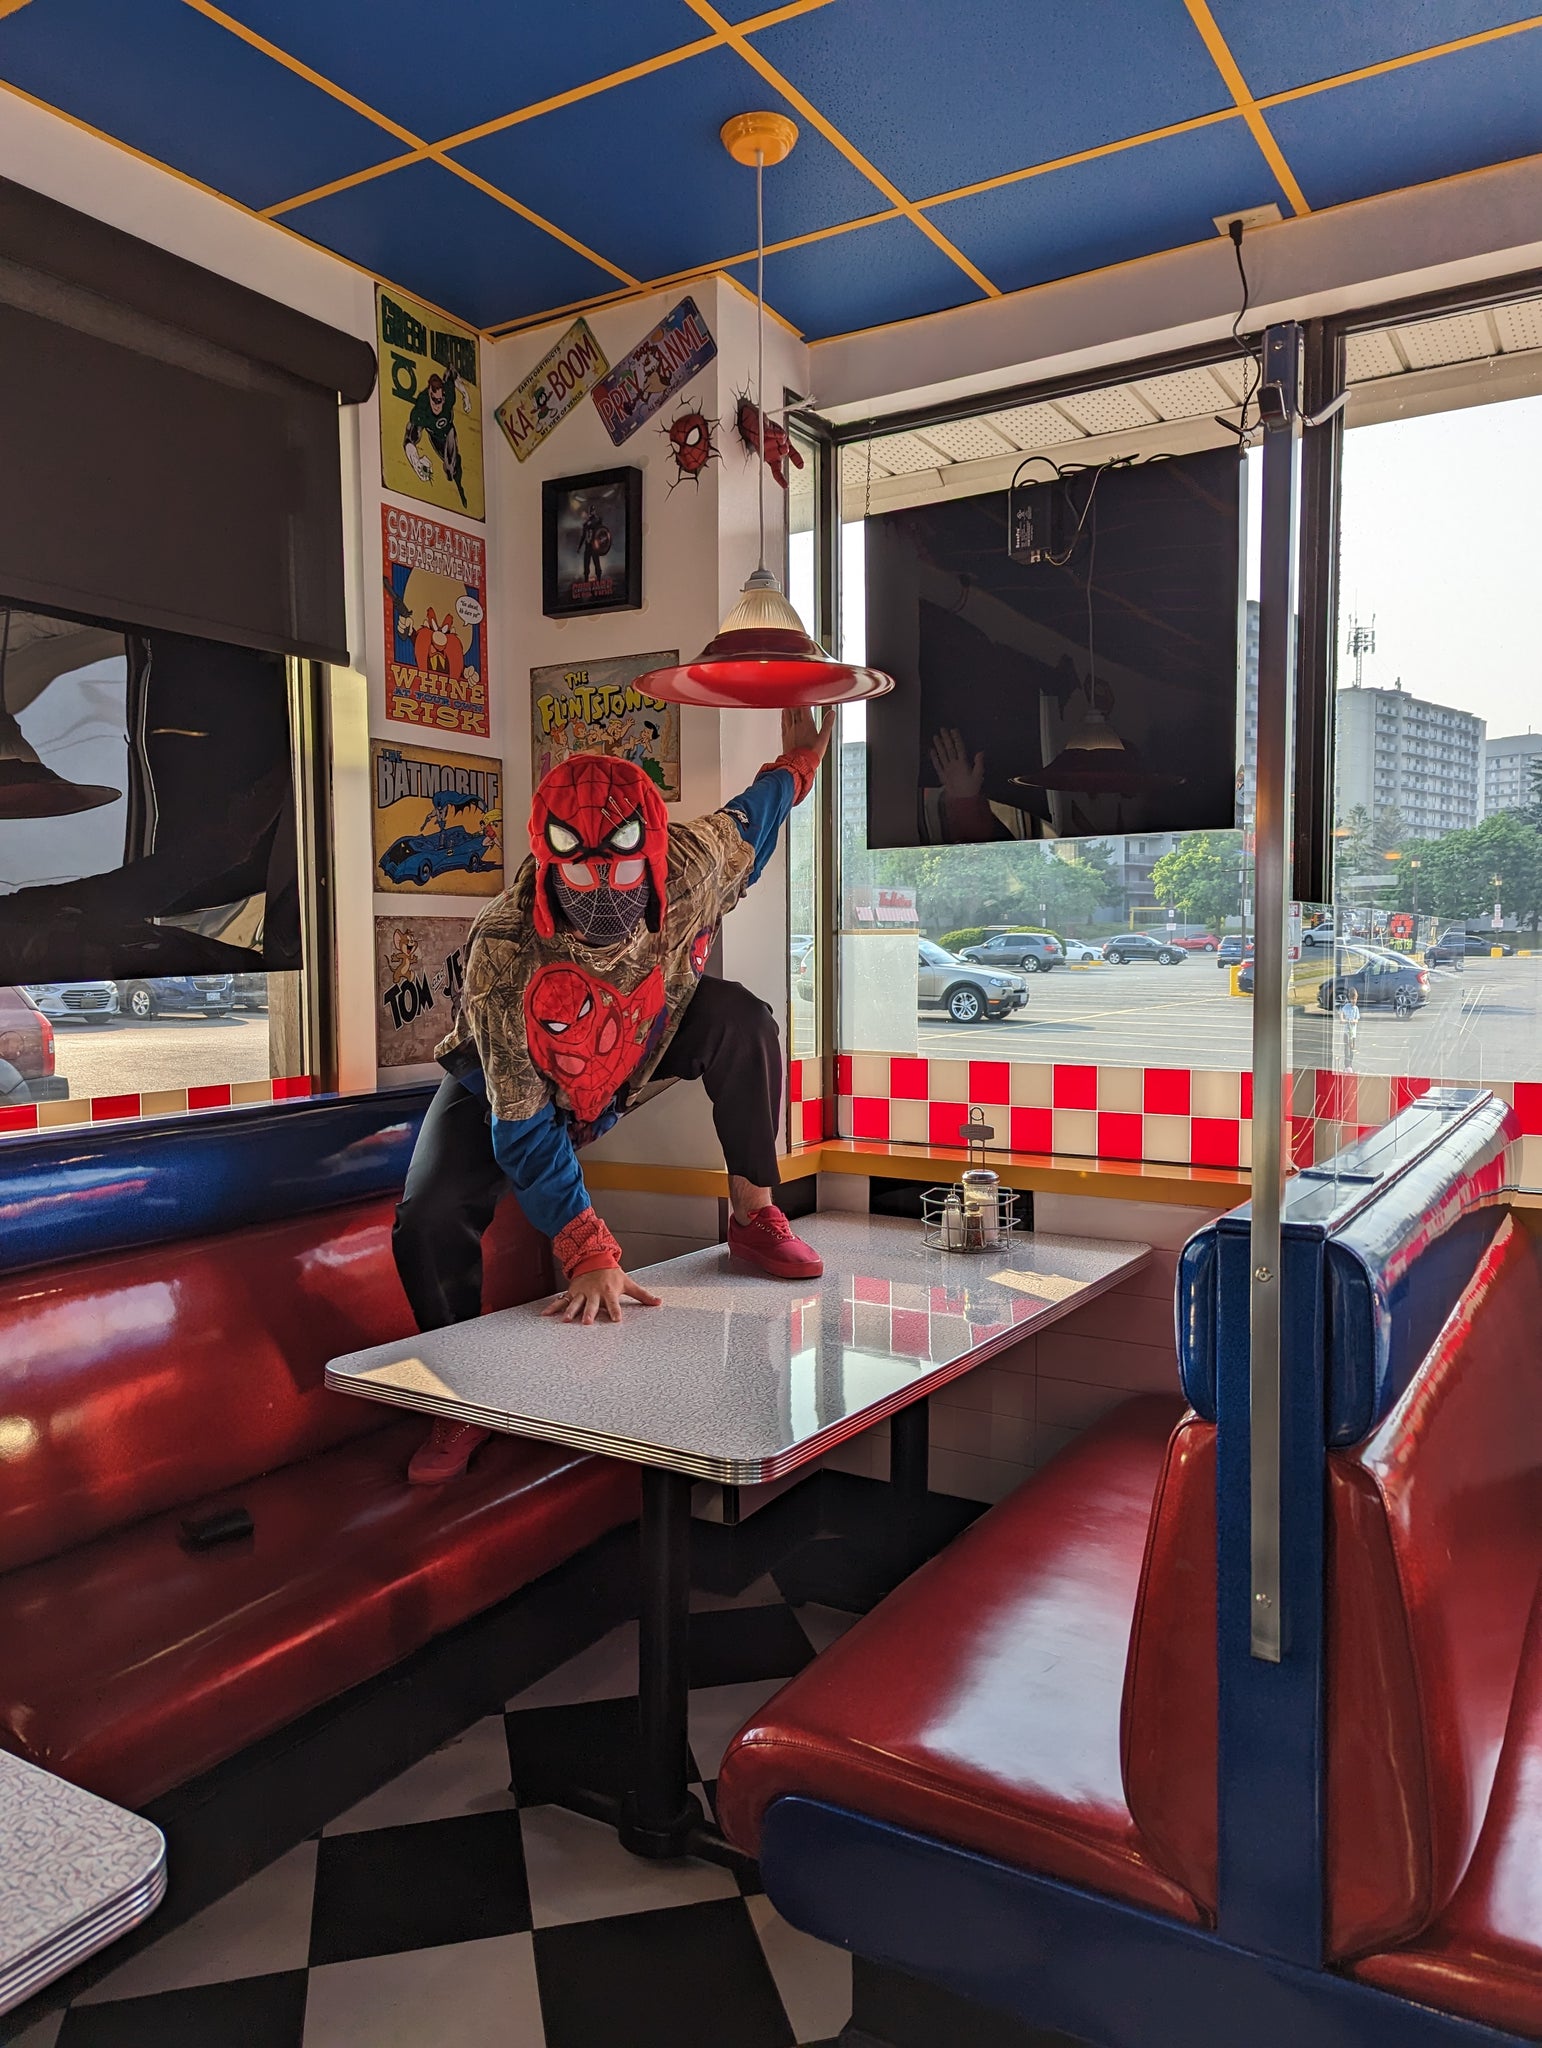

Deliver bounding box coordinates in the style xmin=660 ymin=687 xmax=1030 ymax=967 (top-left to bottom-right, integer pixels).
xmin=524 ymin=962 xmax=666 ymax=1123
xmin=528 ymin=752 xmax=669 ymax=942
xmin=688 ymin=928 xmax=713 ymax=977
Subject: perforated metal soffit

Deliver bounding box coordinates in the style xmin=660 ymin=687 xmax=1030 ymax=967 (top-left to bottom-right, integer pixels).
xmin=843 ymin=289 xmax=1542 ymax=499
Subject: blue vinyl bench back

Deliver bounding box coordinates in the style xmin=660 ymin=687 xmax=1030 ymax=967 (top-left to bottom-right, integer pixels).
xmin=0 ymin=1086 xmax=437 ymax=1278
xmin=1176 ymin=1087 xmax=1516 ymax=1445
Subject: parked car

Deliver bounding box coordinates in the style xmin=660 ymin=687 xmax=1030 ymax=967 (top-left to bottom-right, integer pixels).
xmin=378 ymin=823 xmax=493 ymax=888
xmin=1101 ymin=933 xmax=1186 ymax=966
xmin=1316 ymin=949 xmax=1429 ymax=1015
xmin=0 ymin=985 xmax=68 ymax=1102
xmin=117 ymin=975 xmax=235 ymax=1020
xmin=1060 ymin=938 xmax=1105 ymax=962
xmin=918 ymin=939 xmax=1029 ymax=1023
xmin=1171 ymin=932 xmax=1221 ymax=952
xmin=959 ymin=932 xmax=1064 ymax=974
xmin=25 ymin=981 xmax=118 ymax=1020
xmin=1237 ymin=952 xmax=1256 ymax=993
xmin=1217 ymin=935 xmax=1253 ymax=968
xmin=1424 ymin=928 xmax=1515 ymax=965
xmin=232 ymin=972 xmax=268 ymax=1010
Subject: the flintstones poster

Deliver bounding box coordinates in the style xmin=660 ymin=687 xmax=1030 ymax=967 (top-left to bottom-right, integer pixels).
xmin=374 ymin=913 xmax=472 ymax=1070
xmin=370 ymin=739 xmax=503 ymax=898
xmin=382 ymin=507 xmax=490 ymax=738
xmin=530 ymin=651 xmax=680 ymax=802
xmin=376 ymin=286 xmax=484 ymax=519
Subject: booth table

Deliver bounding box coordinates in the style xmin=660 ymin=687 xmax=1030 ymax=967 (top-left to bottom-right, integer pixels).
xmin=0 ymin=1751 xmax=166 ymax=2015
xmin=327 ymin=1212 xmax=1149 ymax=1864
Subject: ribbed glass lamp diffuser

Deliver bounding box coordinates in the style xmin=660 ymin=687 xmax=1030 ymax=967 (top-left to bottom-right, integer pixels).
xmin=634 ymin=571 xmax=893 ymax=709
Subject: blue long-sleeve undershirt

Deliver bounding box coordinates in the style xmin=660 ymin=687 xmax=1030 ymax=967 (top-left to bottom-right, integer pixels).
xmin=476 ymin=766 xmax=797 ymax=1241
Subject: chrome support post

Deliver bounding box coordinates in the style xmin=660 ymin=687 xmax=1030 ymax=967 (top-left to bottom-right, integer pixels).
xmin=1250 ymin=324 xmax=1302 ymax=1664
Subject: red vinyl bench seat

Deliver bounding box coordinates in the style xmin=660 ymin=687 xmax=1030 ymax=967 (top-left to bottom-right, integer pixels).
xmin=1351 ymin=1586 xmax=1542 ymax=2037
xmin=0 ymin=1192 xmax=639 ymax=1810
xmin=717 ymin=1393 xmax=1198 ymax=1923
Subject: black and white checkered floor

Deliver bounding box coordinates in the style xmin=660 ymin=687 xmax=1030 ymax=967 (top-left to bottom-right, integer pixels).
xmin=8 ymin=1579 xmax=855 ymax=2048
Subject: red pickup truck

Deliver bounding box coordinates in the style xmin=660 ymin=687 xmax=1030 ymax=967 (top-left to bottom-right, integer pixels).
xmin=0 ymin=985 xmax=68 ymax=1105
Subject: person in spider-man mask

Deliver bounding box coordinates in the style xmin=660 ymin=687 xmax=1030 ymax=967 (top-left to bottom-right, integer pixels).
xmin=392 ymin=707 xmax=833 ymax=1483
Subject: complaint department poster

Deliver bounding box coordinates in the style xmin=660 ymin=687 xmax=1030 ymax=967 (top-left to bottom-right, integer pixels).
xmin=383 ymin=507 xmax=490 ymax=738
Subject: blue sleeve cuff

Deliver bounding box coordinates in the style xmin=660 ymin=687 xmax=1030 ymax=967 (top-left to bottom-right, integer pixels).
xmin=722 ymin=766 xmax=796 ymax=885
xmin=491 ymin=1103 xmax=592 ymax=1240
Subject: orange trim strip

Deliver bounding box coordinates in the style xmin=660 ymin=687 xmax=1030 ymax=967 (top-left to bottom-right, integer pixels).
xmin=1183 ymin=0 xmax=1311 ymax=216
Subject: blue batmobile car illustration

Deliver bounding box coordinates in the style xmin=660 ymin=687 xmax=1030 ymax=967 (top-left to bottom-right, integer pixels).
xmin=378 ymin=824 xmax=495 ymax=888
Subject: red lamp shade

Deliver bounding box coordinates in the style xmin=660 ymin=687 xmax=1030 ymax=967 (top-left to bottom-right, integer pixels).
xmin=634 ymin=572 xmax=893 ymax=709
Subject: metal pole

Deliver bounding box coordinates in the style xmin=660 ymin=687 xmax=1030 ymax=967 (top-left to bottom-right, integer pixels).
xmin=620 ymin=1466 xmax=697 ymax=1857
xmin=1249 ymin=325 xmax=1302 ymax=1664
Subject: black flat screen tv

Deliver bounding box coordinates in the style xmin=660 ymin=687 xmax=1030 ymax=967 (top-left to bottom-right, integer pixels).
xmin=864 ymin=445 xmax=1246 ymax=849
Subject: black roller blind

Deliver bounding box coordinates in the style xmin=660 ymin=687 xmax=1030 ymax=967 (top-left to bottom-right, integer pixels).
xmin=0 ymin=177 xmax=376 ymax=666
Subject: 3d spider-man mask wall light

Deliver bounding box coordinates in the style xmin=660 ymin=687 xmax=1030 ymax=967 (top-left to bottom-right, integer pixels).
xmin=527 ymin=752 xmax=669 ymax=943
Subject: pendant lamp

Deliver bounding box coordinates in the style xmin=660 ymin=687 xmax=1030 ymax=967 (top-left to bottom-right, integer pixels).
xmin=1011 ymin=692 xmax=1182 ymax=798
xmin=633 ymin=113 xmax=892 ymax=711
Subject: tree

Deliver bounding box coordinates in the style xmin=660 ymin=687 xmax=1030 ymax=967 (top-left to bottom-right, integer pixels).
xmin=1383 ymin=812 xmax=1542 ymax=932
xmin=1150 ymin=831 xmax=1244 ymax=931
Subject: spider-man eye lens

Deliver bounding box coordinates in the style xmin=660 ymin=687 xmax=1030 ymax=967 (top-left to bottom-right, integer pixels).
xmin=606 ymin=814 xmax=643 ymax=853
xmin=543 ymin=1017 xmax=569 ymax=1035
xmin=546 ymin=819 xmax=581 ymax=855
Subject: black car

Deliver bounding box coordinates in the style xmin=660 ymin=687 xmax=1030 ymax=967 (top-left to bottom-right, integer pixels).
xmin=1102 ymin=932 xmax=1185 ymax=966
xmin=1316 ymin=950 xmax=1430 ymax=1015
xmin=959 ymin=932 xmax=1064 ymax=974
xmin=1424 ymin=929 xmax=1515 ymax=965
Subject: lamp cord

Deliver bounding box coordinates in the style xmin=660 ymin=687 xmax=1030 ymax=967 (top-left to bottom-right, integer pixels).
xmin=756 ymin=148 xmax=767 ymax=578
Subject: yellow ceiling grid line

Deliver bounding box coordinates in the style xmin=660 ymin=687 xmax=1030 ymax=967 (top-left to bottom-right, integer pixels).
xmin=921 ymin=105 xmax=1237 ymax=210
xmin=0 ymin=0 xmax=35 ymax=17
xmin=1182 ymin=0 xmax=1310 ymax=215
xmin=435 ymin=0 xmax=838 ymax=155
xmin=0 ymin=75 xmax=486 ymax=334
xmin=180 ymin=0 xmax=636 ymax=285
xmin=678 ymin=0 xmax=1003 ymax=298
xmin=1260 ymin=13 xmax=1542 ymax=107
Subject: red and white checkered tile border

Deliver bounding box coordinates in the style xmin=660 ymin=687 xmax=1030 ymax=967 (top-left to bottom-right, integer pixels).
xmin=787 ymin=1055 xmax=827 ymax=1147
xmin=809 ymin=1055 xmax=1542 ymax=1188
xmin=0 ymin=1075 xmax=312 ymax=1138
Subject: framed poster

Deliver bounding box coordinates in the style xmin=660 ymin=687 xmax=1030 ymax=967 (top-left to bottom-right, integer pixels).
xmin=374 ymin=913 xmax=472 ymax=1070
xmin=531 ymin=651 xmax=680 ymax=802
xmin=542 ymin=467 xmax=642 ymax=618
xmin=371 ymin=739 xmax=503 ymax=897
xmin=376 ymin=287 xmax=484 ymax=519
xmin=382 ymin=507 xmax=489 ymax=738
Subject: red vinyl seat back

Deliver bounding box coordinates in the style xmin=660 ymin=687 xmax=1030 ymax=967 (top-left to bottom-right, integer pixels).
xmin=0 ymin=1195 xmax=549 ymax=1575
xmin=1122 ymin=1217 xmax=1542 ymax=1958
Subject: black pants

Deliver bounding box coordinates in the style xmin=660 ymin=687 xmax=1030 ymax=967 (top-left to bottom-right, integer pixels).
xmin=391 ymin=976 xmax=783 ymax=1332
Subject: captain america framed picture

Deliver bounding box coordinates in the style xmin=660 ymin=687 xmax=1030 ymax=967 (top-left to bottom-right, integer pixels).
xmin=542 ymin=467 xmax=642 ymax=619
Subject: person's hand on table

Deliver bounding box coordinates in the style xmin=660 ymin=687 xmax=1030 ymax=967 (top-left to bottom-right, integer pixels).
xmin=543 ymin=1266 xmax=662 ymax=1325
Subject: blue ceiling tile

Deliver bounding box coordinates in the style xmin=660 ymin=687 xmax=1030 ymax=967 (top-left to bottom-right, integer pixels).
xmin=1268 ymin=30 xmax=1542 ymax=209
xmin=746 ymin=0 xmax=1227 ymax=201
xmin=929 ymin=119 xmax=1283 ymax=298
xmin=223 ymin=0 xmax=709 ymax=138
xmin=451 ymin=44 xmax=881 ymax=286
xmin=731 ymin=216 xmax=985 ymax=340
xmin=1208 ymin=0 xmax=1539 ymax=98
xmin=282 ymin=160 xmax=620 ymax=330
xmin=0 ymin=0 xmax=398 ymax=210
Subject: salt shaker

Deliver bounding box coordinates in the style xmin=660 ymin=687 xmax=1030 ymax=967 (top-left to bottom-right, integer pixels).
xmin=941 ymin=1192 xmax=965 ymax=1250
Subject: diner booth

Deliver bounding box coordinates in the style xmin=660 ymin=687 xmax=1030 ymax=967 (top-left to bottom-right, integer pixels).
xmin=2 ymin=14 xmax=1542 ymax=2047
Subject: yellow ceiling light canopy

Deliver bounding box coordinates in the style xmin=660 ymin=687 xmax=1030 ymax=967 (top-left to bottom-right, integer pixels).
xmin=635 ymin=111 xmax=894 ymax=711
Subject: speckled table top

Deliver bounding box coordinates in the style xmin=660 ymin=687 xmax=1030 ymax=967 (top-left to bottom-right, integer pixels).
xmin=327 ymin=1213 xmax=1150 ymax=1483
xmin=0 ymin=1750 xmax=166 ymax=2014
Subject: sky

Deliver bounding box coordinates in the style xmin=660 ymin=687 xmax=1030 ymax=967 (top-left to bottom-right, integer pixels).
xmin=1337 ymin=393 xmax=1542 ymax=742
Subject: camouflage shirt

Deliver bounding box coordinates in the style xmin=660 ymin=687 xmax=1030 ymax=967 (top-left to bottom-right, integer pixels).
xmin=438 ymin=807 xmax=755 ymax=1126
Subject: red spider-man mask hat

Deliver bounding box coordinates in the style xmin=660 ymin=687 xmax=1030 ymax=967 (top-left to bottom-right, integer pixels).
xmin=529 ymin=752 xmax=669 ymax=943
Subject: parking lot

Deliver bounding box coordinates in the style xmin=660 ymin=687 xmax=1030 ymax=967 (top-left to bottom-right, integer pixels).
xmin=45 ymin=1011 xmax=272 ymax=1100
xmin=914 ymin=954 xmax=1542 ymax=1081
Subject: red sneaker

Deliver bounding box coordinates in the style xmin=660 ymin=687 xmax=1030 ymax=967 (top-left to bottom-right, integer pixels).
xmin=726 ymin=1206 xmax=824 ymax=1280
xmin=408 ymin=1419 xmax=492 ymax=1485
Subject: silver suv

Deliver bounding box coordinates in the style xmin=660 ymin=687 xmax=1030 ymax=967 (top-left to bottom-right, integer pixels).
xmin=918 ymin=938 xmax=1029 ymax=1023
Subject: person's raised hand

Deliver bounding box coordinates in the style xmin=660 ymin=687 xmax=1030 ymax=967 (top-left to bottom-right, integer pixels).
xmin=781 ymin=705 xmax=834 ymax=768
xmin=930 ymin=727 xmax=984 ymax=799
xmin=542 ymin=1266 xmax=663 ymax=1325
